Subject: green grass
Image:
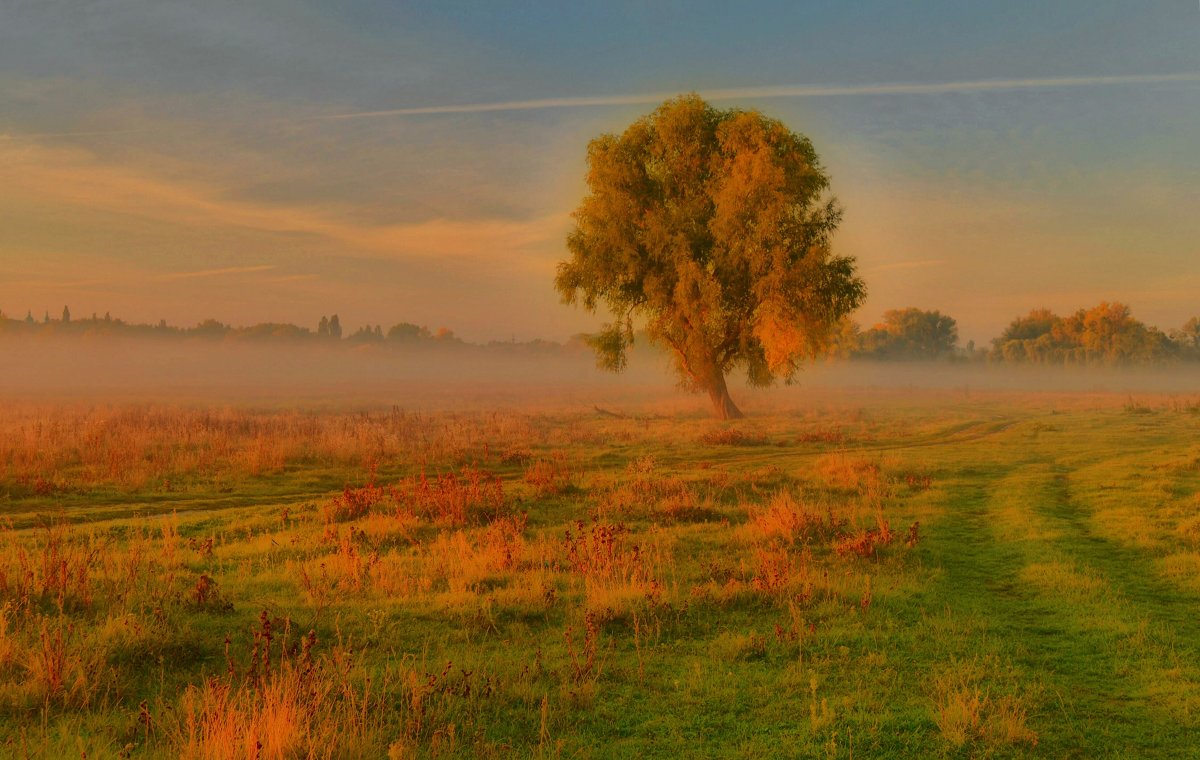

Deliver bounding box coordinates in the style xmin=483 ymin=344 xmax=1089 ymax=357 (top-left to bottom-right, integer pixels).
xmin=2 ymin=393 xmax=1199 ymax=757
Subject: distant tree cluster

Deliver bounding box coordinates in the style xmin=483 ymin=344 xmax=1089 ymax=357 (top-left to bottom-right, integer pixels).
xmin=347 ymin=324 xmax=385 ymax=344
xmin=832 ymin=302 xmax=1197 ymax=366
xmin=316 ymin=314 xmax=342 ymax=339
xmin=852 ymin=308 xmax=960 ymax=360
xmin=989 ymin=302 xmax=1188 ymax=365
xmin=1173 ymin=317 xmax=1200 ymax=357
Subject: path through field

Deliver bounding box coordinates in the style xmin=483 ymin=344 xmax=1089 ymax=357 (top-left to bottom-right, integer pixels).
xmin=900 ymin=405 xmax=1200 ymax=756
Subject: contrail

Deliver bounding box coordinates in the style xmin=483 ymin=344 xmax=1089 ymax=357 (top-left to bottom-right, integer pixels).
xmin=316 ymin=72 xmax=1200 ymax=121
xmin=156 ymin=265 xmax=277 ymax=281
xmin=8 ymin=72 xmax=1198 ymax=139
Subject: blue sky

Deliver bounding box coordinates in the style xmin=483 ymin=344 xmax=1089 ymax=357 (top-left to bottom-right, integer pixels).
xmin=1 ymin=1 xmax=1197 ymax=342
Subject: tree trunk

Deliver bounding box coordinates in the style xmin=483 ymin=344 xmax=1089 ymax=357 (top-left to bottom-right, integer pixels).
xmin=706 ymin=373 xmax=744 ymax=420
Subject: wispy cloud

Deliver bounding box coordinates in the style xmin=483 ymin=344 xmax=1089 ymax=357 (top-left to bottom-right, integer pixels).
xmin=5 ymin=265 xmax=278 ymax=290
xmin=868 ymin=259 xmax=946 ymax=273
xmin=1 ymin=141 xmax=567 ymax=268
xmin=157 ymin=265 xmax=276 ymax=281
xmin=266 ymin=274 xmax=320 ymax=284
xmin=315 ymin=73 xmax=1200 ymax=121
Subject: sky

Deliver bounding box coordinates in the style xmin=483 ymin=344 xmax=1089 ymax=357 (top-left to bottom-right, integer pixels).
xmin=1 ymin=0 xmax=1198 ymax=344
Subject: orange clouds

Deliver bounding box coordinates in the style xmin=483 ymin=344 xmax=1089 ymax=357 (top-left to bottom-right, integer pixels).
xmin=0 ymin=140 xmax=568 ymax=269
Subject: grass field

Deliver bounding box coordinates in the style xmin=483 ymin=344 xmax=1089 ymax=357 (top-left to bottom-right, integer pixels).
xmin=2 ymin=391 xmax=1199 ymax=758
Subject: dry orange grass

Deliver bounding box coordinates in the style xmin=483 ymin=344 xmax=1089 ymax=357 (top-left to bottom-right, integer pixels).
xmin=0 ymin=404 xmax=541 ymax=493
xmin=742 ymin=490 xmax=846 ymax=545
xmin=523 ymin=452 xmax=574 ymax=497
xmin=814 ymin=452 xmax=884 ymax=492
xmin=168 ymin=617 xmax=381 ymax=760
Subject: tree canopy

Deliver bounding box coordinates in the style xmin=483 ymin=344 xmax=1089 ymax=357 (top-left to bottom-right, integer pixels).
xmin=1174 ymin=317 xmax=1200 ymax=357
xmin=857 ymin=308 xmax=959 ymax=360
xmin=990 ymin=302 xmax=1176 ymax=365
xmin=555 ymin=95 xmax=865 ymax=418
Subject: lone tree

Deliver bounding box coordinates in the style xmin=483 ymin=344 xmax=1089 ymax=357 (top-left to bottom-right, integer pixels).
xmin=555 ymin=95 xmax=865 ymax=419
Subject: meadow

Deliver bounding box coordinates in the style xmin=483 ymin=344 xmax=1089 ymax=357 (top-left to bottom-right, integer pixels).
xmin=1 ymin=389 xmax=1199 ymax=758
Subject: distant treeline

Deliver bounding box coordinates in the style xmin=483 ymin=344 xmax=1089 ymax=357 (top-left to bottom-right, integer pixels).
xmin=2 ymin=302 xmax=1198 ymax=365
xmin=844 ymin=303 xmax=1199 ymax=365
xmin=0 ymin=308 xmax=575 ymax=356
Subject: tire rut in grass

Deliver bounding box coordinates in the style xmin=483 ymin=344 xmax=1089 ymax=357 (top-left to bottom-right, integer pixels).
xmin=1041 ymin=466 xmax=1200 ymax=642
xmin=983 ymin=459 xmax=1199 ymax=753
xmin=924 ymin=462 xmax=1177 ymax=756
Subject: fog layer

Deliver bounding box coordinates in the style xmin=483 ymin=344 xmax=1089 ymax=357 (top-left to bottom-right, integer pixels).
xmin=3 ymin=337 xmax=1197 ymax=412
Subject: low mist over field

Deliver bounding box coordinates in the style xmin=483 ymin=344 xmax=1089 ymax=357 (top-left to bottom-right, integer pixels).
xmin=0 ymin=338 xmax=642 ymax=405
xmin=3 ymin=336 xmax=1199 ymax=409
